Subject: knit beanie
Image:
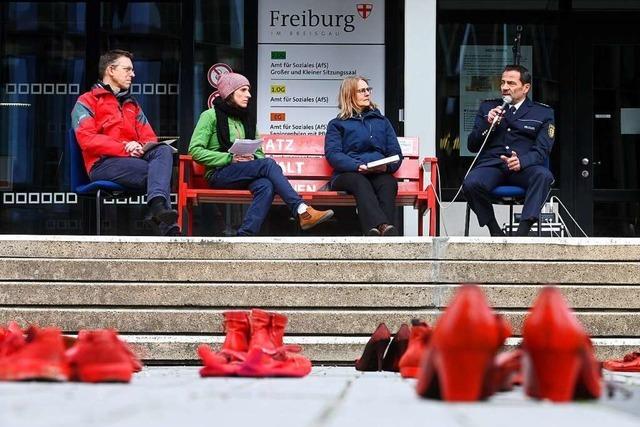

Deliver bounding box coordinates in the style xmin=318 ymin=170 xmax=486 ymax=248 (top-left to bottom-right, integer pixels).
xmin=217 ymin=73 xmax=250 ymax=99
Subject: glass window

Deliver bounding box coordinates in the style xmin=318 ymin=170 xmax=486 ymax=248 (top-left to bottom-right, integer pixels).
xmin=436 ymin=23 xmax=560 ymax=194
xmin=1 ymin=2 xmax=86 ymax=233
xmin=439 ymin=0 xmax=559 ymax=10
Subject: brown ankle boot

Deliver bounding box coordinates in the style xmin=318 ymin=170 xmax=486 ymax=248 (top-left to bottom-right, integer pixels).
xmin=299 ymin=207 xmax=334 ymax=230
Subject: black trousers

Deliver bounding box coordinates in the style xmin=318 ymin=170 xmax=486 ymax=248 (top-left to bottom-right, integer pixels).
xmin=331 ymin=172 xmax=398 ymax=233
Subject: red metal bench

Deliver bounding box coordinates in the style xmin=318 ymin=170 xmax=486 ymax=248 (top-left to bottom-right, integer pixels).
xmin=177 ymin=135 xmax=438 ymax=236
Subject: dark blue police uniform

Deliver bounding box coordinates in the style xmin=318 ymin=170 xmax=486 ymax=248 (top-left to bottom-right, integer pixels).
xmin=463 ymin=97 xmax=555 ymax=227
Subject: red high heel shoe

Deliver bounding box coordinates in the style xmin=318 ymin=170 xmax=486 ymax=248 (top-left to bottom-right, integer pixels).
xmin=355 ymin=323 xmax=391 ymax=372
xmin=398 ymin=320 xmax=432 ymax=378
xmin=382 ymin=324 xmax=410 ymax=372
xmin=522 ymin=286 xmax=601 ymax=402
xmin=416 ymin=285 xmax=508 ymax=401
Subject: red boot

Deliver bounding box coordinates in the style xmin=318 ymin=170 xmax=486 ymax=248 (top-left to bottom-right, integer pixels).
xmin=0 ymin=326 xmax=70 ymax=381
xmin=221 ymin=311 xmax=250 ymax=352
xmin=382 ymin=324 xmax=410 ymax=372
xmin=522 ymin=286 xmax=601 ymax=402
xmin=398 ymin=320 xmax=432 ymax=378
xmin=416 ymin=285 xmax=508 ymax=401
xmin=66 ymin=330 xmax=137 ymax=383
xmin=355 ymin=323 xmax=391 ymax=372
xmin=270 ymin=312 xmax=288 ymax=348
xmin=249 ymin=308 xmax=277 ymax=351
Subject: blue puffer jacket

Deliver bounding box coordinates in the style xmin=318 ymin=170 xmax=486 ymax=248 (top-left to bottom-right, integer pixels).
xmin=324 ymin=108 xmax=403 ymax=181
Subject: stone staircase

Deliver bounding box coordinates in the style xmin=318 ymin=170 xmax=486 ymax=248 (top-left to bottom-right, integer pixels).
xmin=0 ymin=235 xmax=639 ymax=363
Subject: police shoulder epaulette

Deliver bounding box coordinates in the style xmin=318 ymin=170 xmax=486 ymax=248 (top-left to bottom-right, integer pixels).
xmin=534 ymin=101 xmax=551 ymax=108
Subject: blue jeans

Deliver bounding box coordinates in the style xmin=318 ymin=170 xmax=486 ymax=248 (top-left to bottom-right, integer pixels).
xmin=89 ymin=144 xmax=177 ymax=234
xmin=208 ymin=158 xmax=303 ymax=236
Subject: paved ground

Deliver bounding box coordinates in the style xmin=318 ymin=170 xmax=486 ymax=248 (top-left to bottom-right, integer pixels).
xmin=1 ymin=367 xmax=639 ymax=427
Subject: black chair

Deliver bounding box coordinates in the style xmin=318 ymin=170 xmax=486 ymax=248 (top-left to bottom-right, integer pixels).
xmin=464 ymin=158 xmax=550 ymax=236
xmin=67 ymin=128 xmax=139 ymax=235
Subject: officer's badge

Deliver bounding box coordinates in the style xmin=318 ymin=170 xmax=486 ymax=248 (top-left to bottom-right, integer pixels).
xmin=548 ymin=124 xmax=555 ymax=139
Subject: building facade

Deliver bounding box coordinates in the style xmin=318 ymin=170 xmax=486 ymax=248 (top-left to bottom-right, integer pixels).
xmin=0 ymin=0 xmax=638 ymax=236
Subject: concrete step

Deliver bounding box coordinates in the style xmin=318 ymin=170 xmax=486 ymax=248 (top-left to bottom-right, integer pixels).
xmin=1 ymin=258 xmax=640 ymax=283
xmin=3 ymin=235 xmax=640 ymax=261
xmin=1 ymin=282 xmax=639 ymax=309
xmin=124 ymin=335 xmax=640 ymax=363
xmin=2 ymin=307 xmax=638 ymax=337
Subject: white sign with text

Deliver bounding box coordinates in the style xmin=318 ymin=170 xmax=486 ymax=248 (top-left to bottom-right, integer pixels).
xmin=257 ymin=0 xmax=385 ymax=136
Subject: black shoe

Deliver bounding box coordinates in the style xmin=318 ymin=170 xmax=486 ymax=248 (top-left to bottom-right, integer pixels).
xmin=148 ymin=196 xmax=178 ymax=225
xmin=378 ymin=224 xmax=398 ymax=236
xmin=164 ymin=226 xmax=182 ymax=237
xmin=366 ymin=227 xmax=381 ymax=236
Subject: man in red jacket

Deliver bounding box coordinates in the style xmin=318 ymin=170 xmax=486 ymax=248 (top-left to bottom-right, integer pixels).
xmin=71 ymin=49 xmax=180 ymax=236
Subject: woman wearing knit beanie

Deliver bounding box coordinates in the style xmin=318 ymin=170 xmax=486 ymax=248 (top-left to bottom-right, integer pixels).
xmin=324 ymin=76 xmax=403 ymax=236
xmin=188 ymin=72 xmax=334 ymax=236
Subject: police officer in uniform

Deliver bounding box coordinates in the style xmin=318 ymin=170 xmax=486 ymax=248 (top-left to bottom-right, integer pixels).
xmin=463 ymin=64 xmax=555 ymax=236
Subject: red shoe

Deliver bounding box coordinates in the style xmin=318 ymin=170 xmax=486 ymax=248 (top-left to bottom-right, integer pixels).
xmin=522 ymin=286 xmax=601 ymax=402
xmin=249 ymin=309 xmax=278 ymax=351
xmin=66 ymin=330 xmax=137 ymax=383
xmin=603 ymin=351 xmax=640 ymax=372
xmin=0 ymin=321 xmax=26 ymax=357
xmin=221 ymin=311 xmax=250 ymax=352
xmin=416 ymin=285 xmax=508 ymax=401
xmin=198 ymin=344 xmax=242 ymax=377
xmin=236 ymin=347 xmax=312 ymax=378
xmin=398 ymin=320 xmax=432 ymax=378
xmin=355 ymin=323 xmax=391 ymax=372
xmin=0 ymin=326 xmax=70 ymax=381
xmin=493 ymin=349 xmax=523 ymax=392
xmin=382 ymin=323 xmax=410 ymax=372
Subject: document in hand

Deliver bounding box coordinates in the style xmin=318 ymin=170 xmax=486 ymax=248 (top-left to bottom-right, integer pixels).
xmin=366 ymin=154 xmax=400 ymax=169
xmin=228 ymin=139 xmax=263 ymax=156
xmin=142 ymin=139 xmax=178 ymax=153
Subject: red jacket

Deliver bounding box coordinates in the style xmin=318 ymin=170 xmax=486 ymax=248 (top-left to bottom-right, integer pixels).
xmin=71 ymin=84 xmax=157 ymax=172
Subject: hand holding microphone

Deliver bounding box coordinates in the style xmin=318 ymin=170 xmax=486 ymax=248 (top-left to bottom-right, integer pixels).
xmin=487 ymin=95 xmax=513 ymax=125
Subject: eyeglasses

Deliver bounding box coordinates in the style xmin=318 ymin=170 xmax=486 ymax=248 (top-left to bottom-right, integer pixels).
xmin=111 ymin=64 xmax=134 ymax=74
xmin=356 ymin=87 xmax=373 ymax=94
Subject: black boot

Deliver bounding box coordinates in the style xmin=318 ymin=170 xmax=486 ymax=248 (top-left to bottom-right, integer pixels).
xmin=516 ymin=219 xmax=534 ymax=236
xmin=148 ymin=196 xmax=178 ymax=225
xmin=487 ymin=219 xmax=505 ymax=237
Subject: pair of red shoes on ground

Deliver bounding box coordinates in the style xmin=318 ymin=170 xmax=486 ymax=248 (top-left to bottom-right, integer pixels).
xmin=197 ymin=309 xmax=311 ymax=378
xmin=0 ymin=322 xmax=142 ymax=383
xmin=355 ymin=320 xmax=432 ymax=378
xmin=356 ymin=285 xmax=602 ymax=402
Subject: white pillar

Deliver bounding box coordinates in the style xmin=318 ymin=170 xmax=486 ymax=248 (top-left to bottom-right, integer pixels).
xmin=403 ymin=0 xmax=436 ymax=236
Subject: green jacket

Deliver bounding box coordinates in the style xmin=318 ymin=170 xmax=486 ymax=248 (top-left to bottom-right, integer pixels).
xmin=188 ymin=108 xmax=265 ymax=179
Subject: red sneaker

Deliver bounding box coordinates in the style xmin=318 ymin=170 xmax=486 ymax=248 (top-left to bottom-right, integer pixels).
xmin=66 ymin=330 xmax=138 ymax=383
xmin=0 ymin=326 xmax=70 ymax=381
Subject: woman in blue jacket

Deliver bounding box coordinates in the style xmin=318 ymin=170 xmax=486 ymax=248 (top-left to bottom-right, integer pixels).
xmin=324 ymin=76 xmax=403 ymax=236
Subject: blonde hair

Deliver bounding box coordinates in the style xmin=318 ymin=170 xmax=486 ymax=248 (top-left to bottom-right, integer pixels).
xmin=337 ymin=76 xmax=377 ymax=119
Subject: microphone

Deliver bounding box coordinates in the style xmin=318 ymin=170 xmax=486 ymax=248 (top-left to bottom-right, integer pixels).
xmin=492 ymin=95 xmax=513 ymax=124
